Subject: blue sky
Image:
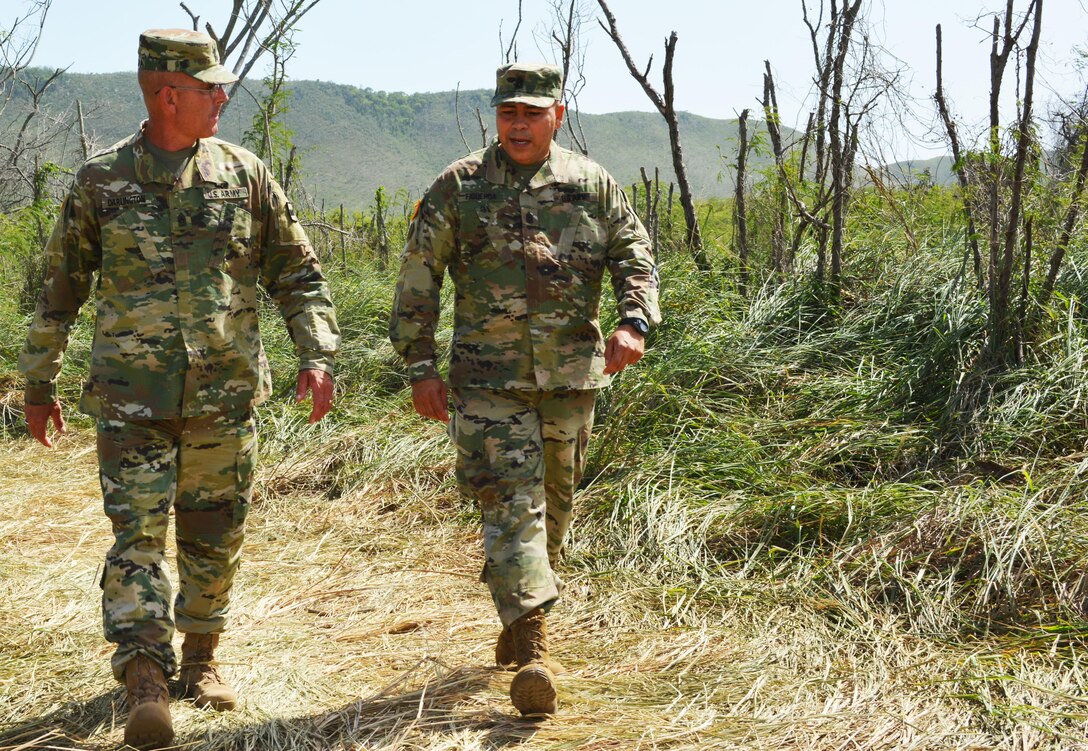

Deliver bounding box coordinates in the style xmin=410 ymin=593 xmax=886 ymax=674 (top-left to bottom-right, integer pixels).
xmin=21 ymin=0 xmax=1088 ymax=159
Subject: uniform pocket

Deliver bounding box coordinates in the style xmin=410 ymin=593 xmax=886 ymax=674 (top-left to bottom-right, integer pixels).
xmin=100 ymin=209 xmax=167 ymax=292
xmin=211 ymin=202 xmax=256 ymax=282
xmin=456 ymin=198 xmax=518 ymax=277
xmin=552 ymin=207 xmax=604 ymax=277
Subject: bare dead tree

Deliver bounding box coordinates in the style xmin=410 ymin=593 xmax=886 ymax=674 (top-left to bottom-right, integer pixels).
xmin=760 ymin=70 xmax=789 ymax=276
xmin=0 ymin=65 xmax=70 ymax=213
xmin=734 ymin=108 xmax=750 ymax=297
xmin=825 ymin=0 xmax=863 ymax=283
xmin=180 ymin=0 xmax=323 ymax=106
xmin=0 ymin=0 xmax=52 ymax=108
xmin=500 ymin=0 xmax=524 ymax=64
xmin=454 ymin=83 xmax=472 ymax=152
xmin=282 ymin=144 xmax=297 ymax=192
xmin=639 ymin=166 xmax=663 ymax=252
xmin=475 ymin=108 xmax=489 ymax=148
xmin=538 ymin=0 xmax=591 ymax=154
xmin=760 ymin=1 xmax=894 ymax=290
xmin=374 ymin=186 xmax=390 ymax=269
xmin=983 ymin=0 xmax=1042 ymax=363
xmin=0 ymin=1 xmax=62 ymax=208
xmin=639 ymin=167 xmax=653 ymax=228
xmin=934 ymin=23 xmax=983 ymax=285
xmin=1039 ymin=107 xmax=1088 ymax=305
xmin=762 ymin=65 xmax=829 ymax=231
xmin=75 ymin=100 xmax=90 ymax=160
xmin=597 ymin=0 xmax=706 ymax=269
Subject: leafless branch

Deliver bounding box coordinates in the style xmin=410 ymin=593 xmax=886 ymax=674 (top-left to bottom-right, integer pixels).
xmin=454 ymin=83 xmax=471 ymax=152
xmin=180 ymin=2 xmax=199 ymax=30
xmin=501 ymin=0 xmax=523 ymax=63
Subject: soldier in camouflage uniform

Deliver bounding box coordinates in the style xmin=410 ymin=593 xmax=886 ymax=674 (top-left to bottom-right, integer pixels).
xmin=19 ymin=29 xmax=340 ymax=750
xmin=390 ymin=63 xmax=660 ymax=716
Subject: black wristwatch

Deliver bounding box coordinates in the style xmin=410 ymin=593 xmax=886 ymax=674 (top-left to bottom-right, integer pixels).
xmin=618 ymin=317 xmax=649 ymax=336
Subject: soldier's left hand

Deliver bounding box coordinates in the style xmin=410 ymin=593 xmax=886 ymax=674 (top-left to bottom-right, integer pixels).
xmin=296 ymin=368 xmax=334 ymax=423
xmin=603 ymin=327 xmax=646 ymax=375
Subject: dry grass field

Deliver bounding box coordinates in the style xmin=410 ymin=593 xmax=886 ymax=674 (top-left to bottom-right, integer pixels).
xmin=3 ymin=409 xmax=1088 ymax=751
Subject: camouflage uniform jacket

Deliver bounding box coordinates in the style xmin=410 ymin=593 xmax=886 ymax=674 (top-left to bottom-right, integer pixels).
xmin=19 ymin=124 xmax=340 ymax=419
xmin=390 ymin=140 xmax=660 ymax=390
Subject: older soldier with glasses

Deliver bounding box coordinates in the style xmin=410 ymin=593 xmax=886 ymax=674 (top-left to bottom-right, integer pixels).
xmin=390 ymin=63 xmax=661 ymax=717
xmin=19 ymin=28 xmax=339 ymax=749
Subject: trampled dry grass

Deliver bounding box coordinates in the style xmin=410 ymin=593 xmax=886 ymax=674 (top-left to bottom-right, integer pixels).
xmin=2 ymin=422 xmax=1088 ymax=750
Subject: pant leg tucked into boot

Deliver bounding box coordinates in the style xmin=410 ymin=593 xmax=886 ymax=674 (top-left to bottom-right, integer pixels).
xmin=179 ymin=632 xmax=237 ymax=710
xmin=496 ymin=623 xmax=565 ymax=674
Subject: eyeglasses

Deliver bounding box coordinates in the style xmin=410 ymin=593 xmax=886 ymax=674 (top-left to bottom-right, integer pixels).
xmin=155 ymin=83 xmax=226 ymax=96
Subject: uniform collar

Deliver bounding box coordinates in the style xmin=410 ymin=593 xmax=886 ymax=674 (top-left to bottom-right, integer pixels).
xmin=485 ymin=139 xmax=572 ymax=190
xmin=133 ymin=121 xmax=219 ymax=188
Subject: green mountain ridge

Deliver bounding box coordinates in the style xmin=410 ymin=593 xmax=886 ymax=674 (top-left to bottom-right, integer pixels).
xmin=14 ymin=70 xmax=951 ymax=211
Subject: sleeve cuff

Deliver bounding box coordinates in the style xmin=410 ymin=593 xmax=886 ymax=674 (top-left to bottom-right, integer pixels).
xmin=298 ymin=351 xmax=335 ymax=375
xmin=407 ymin=359 xmax=440 ymax=383
xmin=25 ymin=381 xmax=57 ymax=406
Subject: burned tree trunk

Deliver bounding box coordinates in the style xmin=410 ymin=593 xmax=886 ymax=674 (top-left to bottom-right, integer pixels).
xmin=934 ymin=23 xmax=983 ymax=286
xmin=597 ymin=0 xmax=707 ymax=270
xmin=1039 ymin=118 xmax=1088 ymax=305
xmin=826 ymin=0 xmax=862 ymax=286
xmin=984 ymin=0 xmax=1042 ymax=364
xmin=735 ymin=109 xmax=750 ymax=296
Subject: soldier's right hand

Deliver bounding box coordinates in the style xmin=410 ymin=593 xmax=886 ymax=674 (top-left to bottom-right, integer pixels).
xmin=411 ymin=378 xmax=450 ymax=423
xmin=25 ymin=400 xmax=66 ymax=448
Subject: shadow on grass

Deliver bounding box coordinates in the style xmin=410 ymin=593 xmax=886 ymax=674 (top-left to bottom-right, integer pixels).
xmin=0 ymin=660 xmax=545 ymax=750
xmin=0 ymin=685 xmax=125 ymax=750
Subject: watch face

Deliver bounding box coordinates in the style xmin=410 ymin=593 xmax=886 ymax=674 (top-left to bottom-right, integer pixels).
xmin=623 ymin=318 xmax=649 ymax=334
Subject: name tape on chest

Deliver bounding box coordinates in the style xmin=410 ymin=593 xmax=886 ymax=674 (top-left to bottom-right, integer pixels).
xmin=204 ymin=187 xmax=250 ymax=201
xmin=104 ymin=194 xmax=151 ymax=209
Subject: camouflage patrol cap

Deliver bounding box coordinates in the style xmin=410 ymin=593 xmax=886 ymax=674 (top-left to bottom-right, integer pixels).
xmin=138 ymin=28 xmax=238 ymax=84
xmin=490 ymin=63 xmax=563 ymax=107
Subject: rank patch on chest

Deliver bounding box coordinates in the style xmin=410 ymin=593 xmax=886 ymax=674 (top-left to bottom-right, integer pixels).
xmin=204 ymin=187 xmax=250 ymax=200
xmin=104 ymin=194 xmax=150 ymax=208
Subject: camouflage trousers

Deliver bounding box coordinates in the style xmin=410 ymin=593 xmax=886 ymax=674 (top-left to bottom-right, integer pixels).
xmin=96 ymin=411 xmax=256 ymax=681
xmin=450 ymin=387 xmax=595 ymax=626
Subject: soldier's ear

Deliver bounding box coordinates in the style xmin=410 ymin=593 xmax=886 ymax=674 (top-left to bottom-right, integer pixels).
xmin=554 ymin=103 xmax=566 ymax=130
xmin=152 ymin=85 xmax=178 ymax=116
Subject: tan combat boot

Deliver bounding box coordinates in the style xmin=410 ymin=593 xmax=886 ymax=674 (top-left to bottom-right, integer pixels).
xmin=496 ymin=624 xmax=565 ymax=674
xmin=508 ymin=607 xmax=558 ymax=716
xmin=179 ymin=633 xmax=237 ymax=711
xmin=123 ymin=654 xmax=173 ymax=750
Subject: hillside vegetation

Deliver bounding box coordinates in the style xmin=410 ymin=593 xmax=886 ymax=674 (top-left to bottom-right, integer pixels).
xmin=9 ymin=70 xmax=950 ymax=210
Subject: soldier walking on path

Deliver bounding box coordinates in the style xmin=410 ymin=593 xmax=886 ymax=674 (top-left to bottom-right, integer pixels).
xmin=390 ymin=63 xmax=660 ymax=716
xmin=19 ymin=29 xmax=340 ymax=750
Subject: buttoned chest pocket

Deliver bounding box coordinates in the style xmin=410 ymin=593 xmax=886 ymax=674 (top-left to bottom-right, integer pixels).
xmin=100 ymin=208 xmax=168 ymax=293
xmin=210 ymin=202 xmax=257 ymax=282
xmin=455 ymin=198 xmax=520 ymax=278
